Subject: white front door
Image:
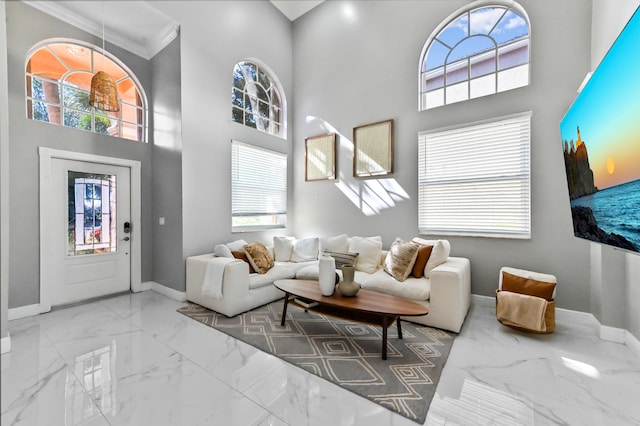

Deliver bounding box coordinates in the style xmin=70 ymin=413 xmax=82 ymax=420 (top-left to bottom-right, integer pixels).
xmin=45 ymin=158 xmax=131 ymax=306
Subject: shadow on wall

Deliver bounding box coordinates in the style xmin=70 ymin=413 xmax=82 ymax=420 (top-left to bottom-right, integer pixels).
xmin=306 ymin=116 xmax=410 ymax=216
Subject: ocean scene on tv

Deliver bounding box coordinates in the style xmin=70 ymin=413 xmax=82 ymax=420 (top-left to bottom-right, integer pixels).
xmin=560 ymin=7 xmax=640 ymax=254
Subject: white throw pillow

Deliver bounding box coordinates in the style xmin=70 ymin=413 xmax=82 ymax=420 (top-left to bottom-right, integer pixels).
xmin=291 ymin=237 xmax=320 ymax=262
xmin=214 ymin=244 xmax=233 ymax=258
xmin=412 ymin=237 xmax=451 ymax=278
xmin=348 ymin=236 xmax=383 ymax=274
xmin=225 ymin=239 xmax=248 ymax=252
xmin=319 ymin=234 xmax=349 ymax=253
xmin=273 ymin=236 xmax=295 ymax=261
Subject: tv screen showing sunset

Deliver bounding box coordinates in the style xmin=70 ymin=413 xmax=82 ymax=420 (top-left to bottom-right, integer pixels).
xmin=560 ymin=6 xmax=640 ymax=254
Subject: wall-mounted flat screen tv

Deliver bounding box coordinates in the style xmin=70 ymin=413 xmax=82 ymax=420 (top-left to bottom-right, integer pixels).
xmin=560 ymin=6 xmax=640 ymax=254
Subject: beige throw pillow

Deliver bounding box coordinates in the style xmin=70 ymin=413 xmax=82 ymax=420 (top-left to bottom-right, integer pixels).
xmin=243 ymin=242 xmax=275 ymax=274
xmin=323 ymin=250 xmax=359 ymax=268
xmin=384 ymin=238 xmax=420 ymax=282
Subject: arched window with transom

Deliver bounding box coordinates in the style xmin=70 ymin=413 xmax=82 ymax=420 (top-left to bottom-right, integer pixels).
xmin=26 ymin=40 xmax=147 ymax=142
xmin=419 ymin=2 xmax=530 ymax=110
xmin=232 ymin=60 xmax=286 ymax=138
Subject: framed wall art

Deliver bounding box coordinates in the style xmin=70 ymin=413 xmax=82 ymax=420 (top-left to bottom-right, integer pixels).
xmin=353 ymin=119 xmax=394 ymax=177
xmin=305 ymin=132 xmax=336 ymax=181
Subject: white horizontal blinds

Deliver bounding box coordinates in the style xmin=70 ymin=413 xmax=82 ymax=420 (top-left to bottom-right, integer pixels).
xmin=231 ymin=140 xmax=287 ymax=217
xmin=418 ymin=112 xmax=531 ymax=238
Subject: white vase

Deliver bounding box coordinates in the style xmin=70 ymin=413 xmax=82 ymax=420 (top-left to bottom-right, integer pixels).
xmin=318 ymin=254 xmax=336 ymax=296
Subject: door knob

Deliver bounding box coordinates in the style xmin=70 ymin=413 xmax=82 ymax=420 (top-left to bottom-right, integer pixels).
xmin=121 ymin=236 xmax=130 ymax=242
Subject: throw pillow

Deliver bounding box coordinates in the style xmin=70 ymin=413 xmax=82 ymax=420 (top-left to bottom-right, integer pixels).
xmin=502 ymin=271 xmax=556 ymax=301
xmin=412 ymin=237 xmax=451 ymax=278
xmin=384 ymin=238 xmax=420 ymax=282
xmin=412 ymin=245 xmax=433 ymax=278
xmin=348 ymin=236 xmax=383 ymax=274
xmin=290 ymin=237 xmax=320 ymax=262
xmin=243 ymin=242 xmax=274 ymax=274
xmin=231 ymin=250 xmax=256 ymax=273
xmin=319 ymin=234 xmax=349 ymax=253
xmin=273 ymin=236 xmax=295 ymax=261
xmin=214 ymin=244 xmax=233 ymax=258
xmin=226 ymin=239 xmax=248 ymax=252
xmin=322 ymin=250 xmax=359 ymax=268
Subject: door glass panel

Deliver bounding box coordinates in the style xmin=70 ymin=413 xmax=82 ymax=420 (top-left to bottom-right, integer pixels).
xmin=68 ymin=171 xmax=117 ymax=256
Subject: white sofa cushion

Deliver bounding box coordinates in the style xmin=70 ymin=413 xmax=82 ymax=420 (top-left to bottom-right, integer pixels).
xmin=348 ymin=236 xmax=383 ymax=274
xmin=273 ymin=236 xmax=295 ymax=261
xmin=214 ymin=244 xmax=233 ymax=258
xmin=226 ymin=239 xmax=249 ymax=252
xmin=249 ymin=264 xmax=296 ymax=290
xmin=291 ymin=237 xmax=320 ymax=262
xmin=214 ymin=239 xmax=248 ymax=258
xmin=319 ymin=234 xmax=349 ymax=252
xmin=360 ymin=269 xmax=431 ymax=301
xmin=412 ymin=238 xmax=451 ymax=278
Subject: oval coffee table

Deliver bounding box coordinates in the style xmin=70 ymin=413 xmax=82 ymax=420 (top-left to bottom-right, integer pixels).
xmin=274 ymin=279 xmax=429 ymax=360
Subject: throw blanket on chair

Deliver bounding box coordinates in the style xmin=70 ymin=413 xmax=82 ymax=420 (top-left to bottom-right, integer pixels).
xmin=497 ymin=291 xmax=548 ymax=332
xmin=201 ymin=257 xmax=237 ymax=299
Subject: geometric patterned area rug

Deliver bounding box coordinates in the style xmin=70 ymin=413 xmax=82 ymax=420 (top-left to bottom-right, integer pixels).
xmin=177 ymin=299 xmax=454 ymax=423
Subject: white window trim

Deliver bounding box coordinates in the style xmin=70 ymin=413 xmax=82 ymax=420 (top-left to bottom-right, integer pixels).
xmin=418 ymin=111 xmax=531 ymax=239
xmin=26 ymin=38 xmax=148 ymax=143
xmin=231 ymin=58 xmax=287 ymax=140
xmin=418 ymin=0 xmax=531 ymax=111
xmin=231 ymin=140 xmax=287 ymax=232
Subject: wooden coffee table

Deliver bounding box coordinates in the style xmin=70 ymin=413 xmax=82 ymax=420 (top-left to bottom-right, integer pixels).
xmin=274 ymin=279 xmax=428 ymax=360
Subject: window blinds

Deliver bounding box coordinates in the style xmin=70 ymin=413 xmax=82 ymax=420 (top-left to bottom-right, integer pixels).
xmin=418 ymin=112 xmax=531 ymax=238
xmin=231 ymin=140 xmax=287 ymax=219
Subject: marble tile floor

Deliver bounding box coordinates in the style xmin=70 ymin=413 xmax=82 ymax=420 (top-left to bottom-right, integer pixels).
xmin=2 ymin=290 xmax=640 ymax=426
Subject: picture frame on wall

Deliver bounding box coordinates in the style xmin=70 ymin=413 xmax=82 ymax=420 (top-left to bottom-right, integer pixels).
xmin=305 ymin=132 xmax=337 ymax=181
xmin=353 ymin=119 xmax=394 ymax=177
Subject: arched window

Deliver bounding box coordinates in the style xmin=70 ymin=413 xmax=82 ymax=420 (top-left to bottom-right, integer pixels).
xmin=232 ymin=60 xmax=285 ymax=138
xmin=26 ymin=40 xmax=147 ymax=142
xmin=419 ymin=2 xmax=530 ymax=110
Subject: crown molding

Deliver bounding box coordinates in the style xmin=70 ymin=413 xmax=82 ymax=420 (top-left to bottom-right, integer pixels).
xmin=23 ymin=1 xmax=178 ymax=60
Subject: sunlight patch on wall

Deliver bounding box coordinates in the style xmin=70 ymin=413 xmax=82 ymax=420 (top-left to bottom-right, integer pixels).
xmin=306 ymin=115 xmax=409 ymax=216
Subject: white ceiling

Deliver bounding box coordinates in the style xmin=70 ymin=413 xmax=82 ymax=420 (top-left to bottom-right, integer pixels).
xmin=23 ymin=1 xmax=323 ymax=60
xmin=269 ymin=1 xmax=324 ymax=21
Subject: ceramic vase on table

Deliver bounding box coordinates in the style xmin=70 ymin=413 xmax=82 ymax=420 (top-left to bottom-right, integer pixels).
xmin=318 ymin=254 xmax=336 ymax=296
xmin=338 ymin=264 xmax=360 ymax=297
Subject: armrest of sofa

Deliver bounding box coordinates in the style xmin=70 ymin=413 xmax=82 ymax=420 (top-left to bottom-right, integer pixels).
xmin=185 ymin=254 xmax=252 ymax=311
xmin=428 ymin=256 xmax=471 ymax=333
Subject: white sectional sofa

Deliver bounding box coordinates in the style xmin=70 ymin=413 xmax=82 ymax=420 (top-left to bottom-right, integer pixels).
xmin=186 ymin=235 xmax=471 ymax=333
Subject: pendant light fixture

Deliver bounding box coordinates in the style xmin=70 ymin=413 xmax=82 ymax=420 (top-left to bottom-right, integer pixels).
xmin=89 ymin=2 xmax=120 ymax=112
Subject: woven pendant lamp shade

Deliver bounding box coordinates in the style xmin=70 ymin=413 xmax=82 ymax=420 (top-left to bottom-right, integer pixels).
xmin=90 ymin=71 xmax=120 ymax=112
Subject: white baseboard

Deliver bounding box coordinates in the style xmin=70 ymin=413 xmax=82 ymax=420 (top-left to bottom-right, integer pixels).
xmin=471 ymin=294 xmax=494 ymax=307
xmin=139 ymin=281 xmax=153 ymax=292
xmin=8 ymin=303 xmax=41 ymax=321
xmin=626 ymin=331 xmax=640 ymax=359
xmin=149 ymin=281 xmax=186 ymax=302
xmin=555 ymin=307 xmax=600 ymax=328
xmin=471 ymin=293 xmax=640 ymax=358
xmin=1 ymin=335 xmax=10 ymax=354
xmin=600 ymin=325 xmax=627 ymax=344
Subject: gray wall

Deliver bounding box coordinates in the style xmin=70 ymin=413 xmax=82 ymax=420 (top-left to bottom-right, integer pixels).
xmin=150 ymin=36 xmax=184 ymax=291
xmin=151 ymin=1 xmax=295 ymax=263
xmin=5 ymin=2 xmax=154 ymax=308
xmin=292 ymin=0 xmax=594 ymax=312
xmin=590 ymin=0 xmax=640 ymax=338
